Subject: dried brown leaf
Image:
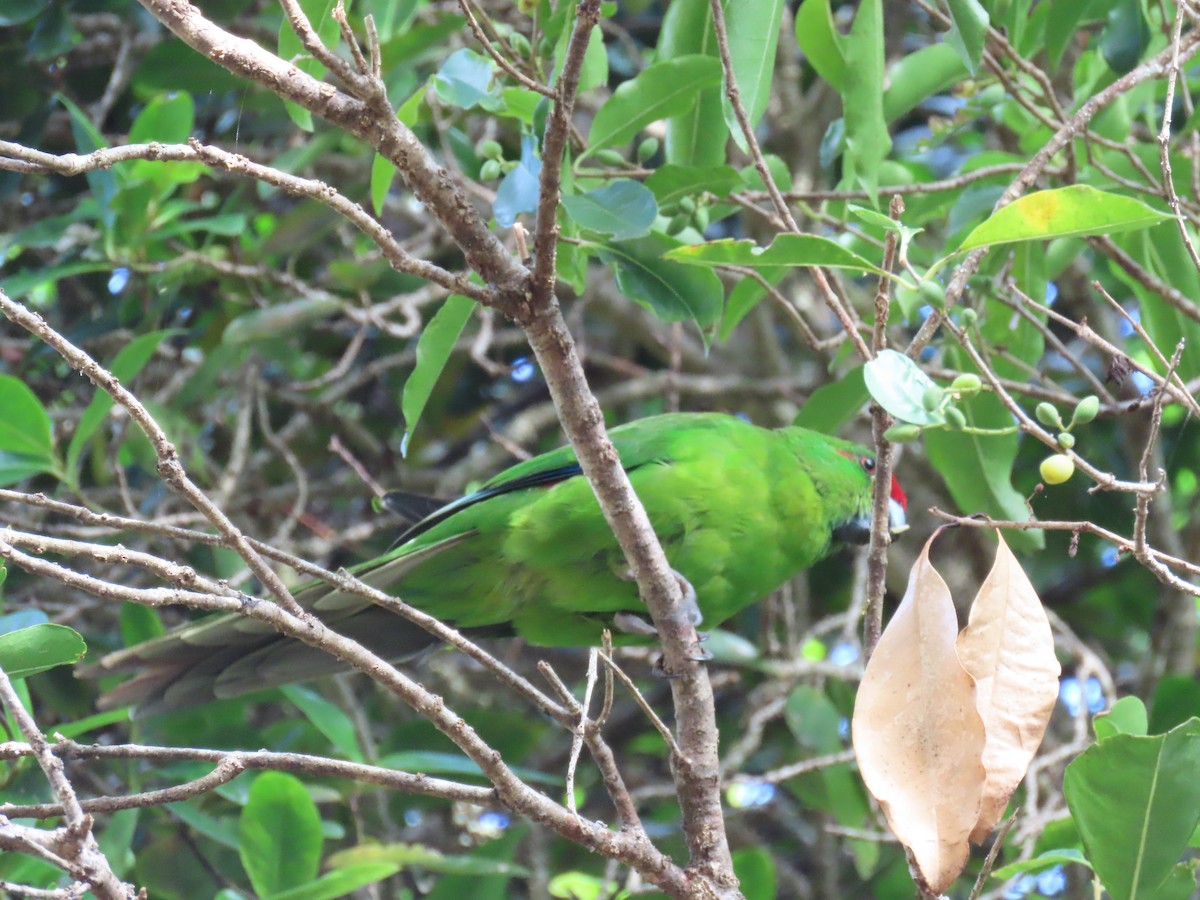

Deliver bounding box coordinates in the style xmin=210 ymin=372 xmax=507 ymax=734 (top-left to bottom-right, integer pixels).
xmin=957 ymin=531 xmax=1060 ymax=843
xmin=853 ymin=534 xmax=986 ymax=894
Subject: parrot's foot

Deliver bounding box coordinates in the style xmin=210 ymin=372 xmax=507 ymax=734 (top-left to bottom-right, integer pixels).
xmin=616 ymin=568 xmax=704 ymax=627
xmin=613 ymin=612 xmax=659 ymax=637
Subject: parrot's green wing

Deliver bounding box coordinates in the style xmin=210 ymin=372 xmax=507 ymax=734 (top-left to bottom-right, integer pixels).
xmin=93 ymin=413 xmax=896 ymax=715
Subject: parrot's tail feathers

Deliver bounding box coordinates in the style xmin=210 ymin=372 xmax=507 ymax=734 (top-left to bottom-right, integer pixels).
xmin=380 ymin=490 xmax=452 ymax=524
xmin=315 ymin=532 xmax=476 ymax=612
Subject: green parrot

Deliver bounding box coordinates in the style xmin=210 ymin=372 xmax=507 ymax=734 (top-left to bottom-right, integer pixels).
xmin=96 ymin=412 xmax=907 ymax=715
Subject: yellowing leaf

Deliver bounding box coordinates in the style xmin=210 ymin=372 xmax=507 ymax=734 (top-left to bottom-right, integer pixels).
xmin=852 ymin=535 xmax=986 ymax=894
xmin=957 ymin=532 xmax=1060 ymax=843
xmin=957 ymin=185 xmax=1170 ymax=251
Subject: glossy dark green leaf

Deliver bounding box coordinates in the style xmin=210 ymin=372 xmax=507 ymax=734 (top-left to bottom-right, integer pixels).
xmin=401 ymin=294 xmax=477 ymax=456
xmin=0 ymin=623 xmax=87 ymax=679
xmin=1101 ymin=0 xmax=1150 ymax=75
xmin=239 ymin=772 xmax=323 ymax=897
xmin=561 ymin=179 xmax=657 ymax=240
xmin=1064 ymin=719 xmax=1200 ymax=900
xmin=595 ymin=234 xmax=723 ymax=339
xmin=585 ymin=55 xmax=722 ymax=157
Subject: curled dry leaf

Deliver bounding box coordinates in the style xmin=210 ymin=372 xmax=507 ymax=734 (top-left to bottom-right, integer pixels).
xmin=957 ymin=531 xmax=1060 ymax=843
xmin=852 ymin=534 xmax=986 ymax=895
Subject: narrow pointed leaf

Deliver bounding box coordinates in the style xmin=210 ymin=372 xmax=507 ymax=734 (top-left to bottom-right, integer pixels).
xmin=401 ymin=294 xmax=477 ymax=456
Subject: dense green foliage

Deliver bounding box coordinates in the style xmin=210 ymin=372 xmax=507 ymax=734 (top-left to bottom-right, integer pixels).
xmin=1 ymin=0 xmax=1200 ymax=897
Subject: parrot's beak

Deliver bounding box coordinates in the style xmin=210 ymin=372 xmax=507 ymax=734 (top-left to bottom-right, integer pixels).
xmin=888 ymin=497 xmax=908 ymax=534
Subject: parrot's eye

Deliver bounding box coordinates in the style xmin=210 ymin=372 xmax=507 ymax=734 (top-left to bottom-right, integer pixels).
xmin=860 ymin=456 xmax=875 ymax=473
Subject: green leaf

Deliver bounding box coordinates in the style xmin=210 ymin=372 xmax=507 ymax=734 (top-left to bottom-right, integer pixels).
xmin=277 ymin=0 xmax=341 ymax=131
xmin=732 ymin=847 xmax=777 ymax=900
xmin=0 ymin=0 xmax=50 ymax=25
xmin=1101 ymin=0 xmax=1150 ymax=75
xmin=585 ymin=55 xmax=722 ymax=158
xmin=594 ymin=234 xmax=723 ymax=340
xmin=842 ymin=0 xmax=890 ymax=195
xmin=59 ymin=95 xmax=117 ymax=229
xmin=718 ymin=266 xmax=785 ymax=340
xmin=944 ymin=0 xmax=989 ymax=75
xmin=992 ymin=849 xmax=1091 ymax=879
xmin=721 ymin=0 xmax=785 ymax=152
xmin=280 ymin=685 xmax=365 ymax=762
xmin=882 ymin=43 xmax=969 ymax=123
xmin=328 ymin=842 xmax=531 ymax=878
xmin=375 ymin=750 xmax=560 ymax=787
xmin=0 ymin=375 xmax=56 ymax=465
xmin=0 ymin=624 xmax=87 ymax=679
xmin=863 ymin=349 xmax=945 ymax=426
xmin=0 ymin=261 xmax=112 ymax=300
xmin=433 ymin=48 xmax=496 ymax=110
xmin=239 ymin=772 xmax=324 ymax=897
xmin=222 ymin=297 xmax=342 ymax=345
xmin=1151 ymin=677 xmax=1200 ymax=735
xmin=561 ymin=180 xmax=657 ymax=240
xmin=958 ymin=186 xmax=1171 ymax=252
xmin=792 ymin=366 xmax=869 ymax=433
xmin=1095 ymin=696 xmax=1149 ymax=741
xmin=266 ymin=863 xmax=401 ymax=900
xmin=795 ymin=0 xmax=848 ymax=91
xmin=644 ymin=164 xmax=743 ymax=207
xmin=924 ymin=393 xmax=1042 ymax=551
xmin=664 ymin=234 xmax=885 ymax=275
xmin=67 ymin=330 xmax=180 ymax=481
xmin=0 ymin=452 xmax=57 ymax=487
xmin=658 ymin=0 xmax=728 ymax=167
xmin=1064 ymin=719 xmax=1200 ymax=900
xmin=127 ymin=92 xmax=203 ymax=188
xmin=401 ymin=294 xmax=477 ymax=456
